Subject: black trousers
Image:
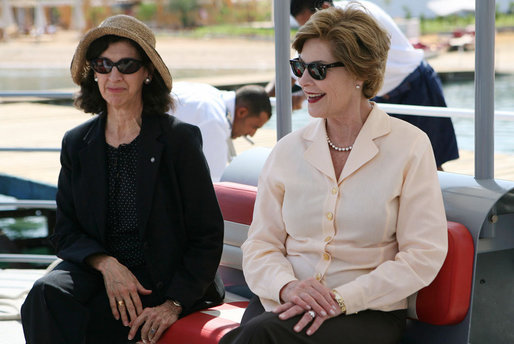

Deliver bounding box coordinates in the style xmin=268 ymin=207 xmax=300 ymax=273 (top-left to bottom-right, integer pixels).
xmin=220 ymin=296 xmax=406 ymax=344
xmin=21 ymin=260 xmax=163 ymax=344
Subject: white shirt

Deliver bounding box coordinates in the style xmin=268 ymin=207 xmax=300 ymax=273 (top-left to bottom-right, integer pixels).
xmin=242 ymin=105 xmax=448 ymax=314
xmin=335 ymin=1 xmax=424 ymax=95
xmin=170 ymin=82 xmax=236 ymax=182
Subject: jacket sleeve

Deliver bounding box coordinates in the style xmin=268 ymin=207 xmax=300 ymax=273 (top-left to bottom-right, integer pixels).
xmin=334 ymin=136 xmax=448 ymax=314
xmin=50 ymin=131 xmax=108 ymax=265
xmin=164 ymin=123 xmax=224 ymax=312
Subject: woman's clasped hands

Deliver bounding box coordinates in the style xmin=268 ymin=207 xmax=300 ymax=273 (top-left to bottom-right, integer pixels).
xmin=88 ymin=254 xmax=181 ymax=343
xmin=274 ymin=278 xmax=343 ymax=336
xmin=129 ymin=300 xmax=181 ymax=344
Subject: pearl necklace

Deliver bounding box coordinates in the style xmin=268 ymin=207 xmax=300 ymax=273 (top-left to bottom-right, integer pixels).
xmin=326 ymin=135 xmax=353 ymax=152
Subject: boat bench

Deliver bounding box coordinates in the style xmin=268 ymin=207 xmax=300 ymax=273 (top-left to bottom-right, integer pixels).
xmin=158 ymin=182 xmax=475 ymax=343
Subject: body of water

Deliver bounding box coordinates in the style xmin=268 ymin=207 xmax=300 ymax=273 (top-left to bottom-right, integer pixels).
xmin=0 ymin=195 xmax=48 ymax=242
xmin=263 ymin=75 xmax=514 ymax=154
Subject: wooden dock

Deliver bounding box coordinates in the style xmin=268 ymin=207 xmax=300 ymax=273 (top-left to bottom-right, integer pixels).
xmin=0 ymin=102 xmax=513 ymax=188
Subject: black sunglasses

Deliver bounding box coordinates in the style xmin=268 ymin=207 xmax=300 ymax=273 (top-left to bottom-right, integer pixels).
xmin=89 ymin=57 xmax=144 ymax=74
xmin=289 ymin=58 xmax=345 ymax=80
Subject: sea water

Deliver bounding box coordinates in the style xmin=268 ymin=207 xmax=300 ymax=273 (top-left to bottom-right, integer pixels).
xmin=264 ymin=74 xmax=514 ymax=154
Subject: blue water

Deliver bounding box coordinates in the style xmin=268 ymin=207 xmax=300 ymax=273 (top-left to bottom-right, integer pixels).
xmin=264 ymin=75 xmax=514 ymax=154
xmin=0 ymin=195 xmax=48 ymax=239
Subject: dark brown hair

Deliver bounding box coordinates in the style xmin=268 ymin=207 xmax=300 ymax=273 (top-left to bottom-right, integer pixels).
xmin=74 ymin=35 xmax=173 ymax=115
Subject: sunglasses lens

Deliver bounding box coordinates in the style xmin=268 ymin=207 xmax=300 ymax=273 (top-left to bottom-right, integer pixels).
xmin=290 ymin=60 xmax=305 ymax=78
xmin=90 ymin=58 xmax=142 ymax=74
xmin=117 ymin=59 xmax=142 ymax=74
xmin=91 ymin=58 xmax=112 ymax=74
xmin=308 ymin=63 xmax=325 ymax=80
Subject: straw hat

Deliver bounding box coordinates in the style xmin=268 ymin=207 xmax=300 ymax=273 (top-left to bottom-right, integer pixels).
xmin=70 ymin=15 xmax=172 ymax=92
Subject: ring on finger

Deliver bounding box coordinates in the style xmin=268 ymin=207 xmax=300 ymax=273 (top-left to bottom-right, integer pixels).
xmin=150 ymin=328 xmax=157 ymax=335
xmin=307 ymin=310 xmax=316 ymax=319
xmin=117 ymin=300 xmax=124 ymax=307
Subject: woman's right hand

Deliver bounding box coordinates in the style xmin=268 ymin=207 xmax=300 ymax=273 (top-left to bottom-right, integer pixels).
xmin=86 ymin=254 xmax=152 ymax=327
xmin=279 ymin=278 xmax=338 ymax=318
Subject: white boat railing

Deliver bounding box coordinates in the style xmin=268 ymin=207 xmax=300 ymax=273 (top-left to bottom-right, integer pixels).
xmin=3 ymin=91 xmax=514 ymax=122
xmin=0 ymin=253 xmax=57 ymax=264
xmin=0 ymin=91 xmax=75 ymax=99
xmin=1 ymin=94 xmax=514 ymax=154
xmin=0 ymin=200 xmax=56 ymax=209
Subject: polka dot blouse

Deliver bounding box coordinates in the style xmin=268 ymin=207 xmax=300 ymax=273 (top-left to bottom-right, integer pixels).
xmin=106 ymin=135 xmax=145 ymax=268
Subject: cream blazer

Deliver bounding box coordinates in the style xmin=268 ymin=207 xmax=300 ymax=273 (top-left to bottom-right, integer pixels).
xmin=241 ymin=105 xmax=448 ymax=314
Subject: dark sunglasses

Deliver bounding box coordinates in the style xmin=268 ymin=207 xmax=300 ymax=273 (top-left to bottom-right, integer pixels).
xmin=289 ymin=58 xmax=345 ymax=80
xmin=89 ymin=57 xmax=144 ymax=74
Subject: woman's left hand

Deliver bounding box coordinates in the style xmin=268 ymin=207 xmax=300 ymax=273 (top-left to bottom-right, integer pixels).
xmin=273 ymin=300 xmax=343 ymax=336
xmin=128 ymin=300 xmax=181 ymax=344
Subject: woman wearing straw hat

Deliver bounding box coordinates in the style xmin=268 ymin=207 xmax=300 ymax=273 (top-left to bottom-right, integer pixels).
xmin=21 ymin=15 xmax=224 ymax=344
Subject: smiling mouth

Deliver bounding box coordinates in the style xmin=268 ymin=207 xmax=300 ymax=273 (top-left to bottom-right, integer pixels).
xmin=306 ymin=92 xmax=325 ymax=103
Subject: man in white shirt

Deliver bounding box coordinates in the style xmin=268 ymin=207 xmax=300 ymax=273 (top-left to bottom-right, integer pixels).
xmin=170 ymin=82 xmax=272 ymax=181
xmin=291 ymin=0 xmax=459 ymax=170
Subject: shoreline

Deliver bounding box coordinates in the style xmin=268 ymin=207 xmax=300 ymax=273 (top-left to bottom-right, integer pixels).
xmin=2 ymin=30 xmax=514 ymax=75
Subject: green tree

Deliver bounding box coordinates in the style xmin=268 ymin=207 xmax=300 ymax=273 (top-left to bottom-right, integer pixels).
xmin=169 ymin=0 xmax=199 ymax=28
xmin=402 ymin=5 xmax=412 ymax=19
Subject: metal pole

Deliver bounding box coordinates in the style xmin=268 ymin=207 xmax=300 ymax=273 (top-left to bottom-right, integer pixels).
xmin=474 ymin=0 xmax=495 ymax=180
xmin=273 ymin=0 xmax=292 ymax=139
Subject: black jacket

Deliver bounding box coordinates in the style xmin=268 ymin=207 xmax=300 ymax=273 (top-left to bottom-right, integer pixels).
xmin=50 ymin=112 xmax=224 ymax=314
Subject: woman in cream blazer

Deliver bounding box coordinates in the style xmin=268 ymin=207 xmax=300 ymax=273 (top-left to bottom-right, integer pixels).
xmin=221 ymin=5 xmax=448 ymax=344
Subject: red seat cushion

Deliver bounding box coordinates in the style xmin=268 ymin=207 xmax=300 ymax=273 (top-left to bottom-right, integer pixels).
xmin=157 ymin=301 xmax=248 ymax=344
xmin=214 ymin=182 xmax=257 ymax=225
xmin=414 ymin=221 xmax=474 ymax=325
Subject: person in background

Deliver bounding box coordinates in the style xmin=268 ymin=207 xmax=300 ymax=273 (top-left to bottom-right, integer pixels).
xmin=170 ymin=82 xmax=272 ymax=182
xmin=221 ymin=5 xmax=447 ymax=343
xmin=21 ymin=15 xmax=224 ymax=344
xmin=291 ymin=0 xmax=459 ymax=170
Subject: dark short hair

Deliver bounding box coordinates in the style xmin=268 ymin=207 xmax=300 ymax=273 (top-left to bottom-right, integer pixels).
xmin=291 ymin=0 xmax=333 ymax=17
xmin=235 ymin=85 xmax=272 ymax=119
xmin=74 ymin=35 xmax=173 ymax=116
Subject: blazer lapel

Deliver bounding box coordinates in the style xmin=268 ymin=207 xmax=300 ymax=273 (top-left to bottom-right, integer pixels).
xmin=339 ymin=105 xmax=391 ymax=182
xmin=79 ymin=114 xmax=108 ymax=243
xmin=303 ymin=119 xmax=337 ymax=181
xmin=136 ymin=114 xmax=164 ymax=238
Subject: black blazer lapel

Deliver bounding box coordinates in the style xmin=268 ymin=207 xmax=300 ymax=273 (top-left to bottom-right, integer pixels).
xmin=137 ymin=114 xmax=164 ymax=238
xmin=79 ymin=115 xmax=108 ymax=243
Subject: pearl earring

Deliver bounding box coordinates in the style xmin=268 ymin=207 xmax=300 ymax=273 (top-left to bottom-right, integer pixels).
xmin=356 ymin=84 xmax=361 ymax=89
xmin=94 ymin=76 xmax=98 ymax=82
xmin=144 ymin=77 xmax=151 ymax=84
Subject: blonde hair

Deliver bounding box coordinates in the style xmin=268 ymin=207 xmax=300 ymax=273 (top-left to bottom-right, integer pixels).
xmin=292 ymin=4 xmax=390 ymax=99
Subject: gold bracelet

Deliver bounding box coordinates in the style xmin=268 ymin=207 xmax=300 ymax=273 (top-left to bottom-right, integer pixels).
xmin=332 ymin=290 xmax=347 ymax=314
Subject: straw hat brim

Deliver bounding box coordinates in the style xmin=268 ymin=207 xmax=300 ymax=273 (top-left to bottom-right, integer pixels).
xmin=70 ymin=16 xmax=172 ymax=92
